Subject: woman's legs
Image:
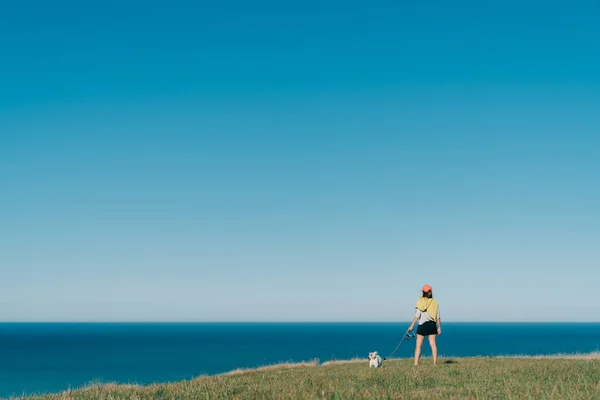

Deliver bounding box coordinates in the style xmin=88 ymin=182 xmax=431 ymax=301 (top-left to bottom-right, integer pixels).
xmin=428 ymin=334 xmax=438 ymax=365
xmin=414 ymin=334 xmax=425 ymax=365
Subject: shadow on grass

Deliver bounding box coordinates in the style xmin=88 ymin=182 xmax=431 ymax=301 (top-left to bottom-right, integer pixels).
xmin=443 ymin=359 xmax=458 ymax=364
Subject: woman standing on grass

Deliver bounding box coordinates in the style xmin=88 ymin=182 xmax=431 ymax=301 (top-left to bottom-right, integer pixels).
xmin=408 ymin=284 xmax=441 ymax=365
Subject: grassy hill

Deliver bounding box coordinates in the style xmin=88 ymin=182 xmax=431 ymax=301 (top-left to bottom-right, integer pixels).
xmin=23 ymin=354 xmax=600 ymax=400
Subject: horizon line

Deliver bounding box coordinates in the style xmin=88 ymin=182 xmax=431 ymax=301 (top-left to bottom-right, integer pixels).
xmin=0 ymin=321 xmax=597 ymax=324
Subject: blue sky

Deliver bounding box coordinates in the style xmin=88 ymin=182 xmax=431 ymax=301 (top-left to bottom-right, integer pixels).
xmin=2 ymin=0 xmax=599 ymax=322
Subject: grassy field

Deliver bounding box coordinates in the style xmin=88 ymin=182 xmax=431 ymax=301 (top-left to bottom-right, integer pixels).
xmin=23 ymin=355 xmax=600 ymax=400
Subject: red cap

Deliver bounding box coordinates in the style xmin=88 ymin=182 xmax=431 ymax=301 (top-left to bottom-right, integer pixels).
xmin=422 ymin=284 xmax=432 ymax=292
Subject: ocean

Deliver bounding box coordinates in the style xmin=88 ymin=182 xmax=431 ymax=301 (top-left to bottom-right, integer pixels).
xmin=1 ymin=322 xmax=598 ymax=398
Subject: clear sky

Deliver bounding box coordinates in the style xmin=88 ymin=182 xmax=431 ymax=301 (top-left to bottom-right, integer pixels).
xmin=2 ymin=0 xmax=599 ymax=322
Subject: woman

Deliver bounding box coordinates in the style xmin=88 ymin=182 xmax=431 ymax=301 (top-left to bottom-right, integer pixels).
xmin=408 ymin=284 xmax=441 ymax=365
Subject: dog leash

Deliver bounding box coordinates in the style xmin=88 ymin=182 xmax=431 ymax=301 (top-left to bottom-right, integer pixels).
xmin=383 ymin=329 xmax=415 ymax=360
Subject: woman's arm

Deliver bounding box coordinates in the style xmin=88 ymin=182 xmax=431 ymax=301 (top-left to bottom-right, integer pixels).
xmin=408 ymin=316 xmax=419 ymax=332
xmin=437 ymin=316 xmax=442 ymax=335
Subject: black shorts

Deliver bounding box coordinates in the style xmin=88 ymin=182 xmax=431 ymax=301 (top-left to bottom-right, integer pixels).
xmin=417 ymin=321 xmax=438 ymax=336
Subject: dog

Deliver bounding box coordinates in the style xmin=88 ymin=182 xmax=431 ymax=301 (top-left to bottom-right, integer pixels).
xmin=368 ymin=351 xmax=383 ymax=368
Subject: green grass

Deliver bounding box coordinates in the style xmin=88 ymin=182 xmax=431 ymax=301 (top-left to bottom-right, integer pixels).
xmin=21 ymin=355 xmax=600 ymax=400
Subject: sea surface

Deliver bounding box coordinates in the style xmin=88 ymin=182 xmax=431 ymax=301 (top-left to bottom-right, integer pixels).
xmin=1 ymin=322 xmax=599 ymax=398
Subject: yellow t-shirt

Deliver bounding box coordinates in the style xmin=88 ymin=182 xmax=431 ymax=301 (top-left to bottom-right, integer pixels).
xmin=415 ymin=297 xmax=439 ymax=321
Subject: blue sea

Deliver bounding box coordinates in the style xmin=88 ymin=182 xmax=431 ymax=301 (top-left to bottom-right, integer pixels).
xmin=1 ymin=323 xmax=599 ymax=398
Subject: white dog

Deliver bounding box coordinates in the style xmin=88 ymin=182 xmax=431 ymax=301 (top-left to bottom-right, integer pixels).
xmin=368 ymin=351 xmax=383 ymax=368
